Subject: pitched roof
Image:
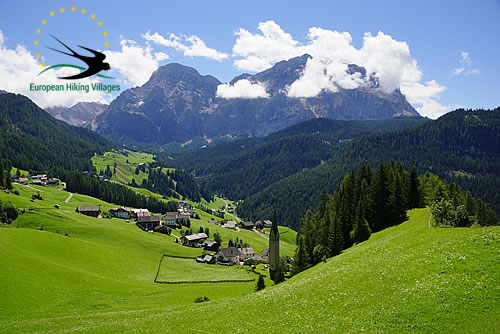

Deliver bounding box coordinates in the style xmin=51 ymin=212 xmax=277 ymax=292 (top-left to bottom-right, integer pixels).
xmin=241 ymin=221 xmax=255 ymax=227
xmin=183 ymin=233 xmax=208 ymax=241
xmin=203 ymin=240 xmax=219 ymax=247
xmin=137 ymin=215 xmax=161 ymax=223
xmin=110 ymin=206 xmax=132 ymax=212
xmin=163 ymin=212 xmax=178 ymax=220
xmin=238 ymin=247 xmax=255 ymax=256
xmin=219 ymin=247 xmax=240 ymax=258
xmin=79 ymin=206 xmax=100 ymax=212
xmin=223 ymin=221 xmax=237 ymax=228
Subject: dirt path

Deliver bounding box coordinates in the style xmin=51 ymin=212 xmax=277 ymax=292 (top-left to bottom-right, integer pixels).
xmin=427 ymin=211 xmax=432 ymax=228
xmin=23 ymin=184 xmax=44 ymax=192
xmin=64 ymin=192 xmax=73 ymax=203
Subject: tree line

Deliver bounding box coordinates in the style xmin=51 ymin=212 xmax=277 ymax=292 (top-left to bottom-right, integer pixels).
xmin=238 ymin=108 xmax=500 ymax=229
xmin=292 ymin=162 xmax=497 ymax=275
xmin=58 ymin=169 xmax=176 ymax=213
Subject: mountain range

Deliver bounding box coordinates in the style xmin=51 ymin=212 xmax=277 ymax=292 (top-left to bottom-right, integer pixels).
xmin=48 ymin=54 xmax=420 ymax=145
xmin=46 ymin=102 xmax=108 ymax=129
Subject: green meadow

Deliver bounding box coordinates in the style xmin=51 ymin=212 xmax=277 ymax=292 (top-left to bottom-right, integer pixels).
xmin=156 ymin=256 xmax=255 ymax=282
xmin=1 ymin=206 xmax=497 ymax=333
xmin=91 ymin=149 xmax=155 ymax=184
xmin=0 ymin=183 xmax=281 ymax=329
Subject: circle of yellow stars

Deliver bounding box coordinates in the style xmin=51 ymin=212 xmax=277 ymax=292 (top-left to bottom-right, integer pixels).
xmin=34 ymin=7 xmax=109 ymax=67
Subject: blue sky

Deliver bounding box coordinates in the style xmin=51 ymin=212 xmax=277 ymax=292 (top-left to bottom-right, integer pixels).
xmin=0 ymin=0 xmax=498 ymax=117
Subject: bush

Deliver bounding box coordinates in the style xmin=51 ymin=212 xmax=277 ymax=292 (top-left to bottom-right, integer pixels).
xmin=255 ymin=275 xmax=265 ymax=291
xmin=32 ymin=192 xmax=43 ymax=200
xmin=194 ymin=296 xmax=210 ymax=303
xmin=0 ymin=200 xmax=18 ymax=224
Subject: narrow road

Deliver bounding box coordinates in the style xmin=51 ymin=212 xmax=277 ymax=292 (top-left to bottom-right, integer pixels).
xmin=253 ymin=229 xmax=294 ymax=252
xmin=64 ymin=192 xmax=73 ymax=203
xmin=217 ymin=196 xmax=241 ymax=222
xmin=23 ymin=184 xmax=44 ymax=192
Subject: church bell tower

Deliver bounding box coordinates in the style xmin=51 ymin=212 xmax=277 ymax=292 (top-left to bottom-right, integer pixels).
xmin=269 ymin=214 xmax=280 ymax=280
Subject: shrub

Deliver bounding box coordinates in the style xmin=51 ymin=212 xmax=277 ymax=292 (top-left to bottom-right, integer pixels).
xmin=194 ymin=296 xmax=210 ymax=303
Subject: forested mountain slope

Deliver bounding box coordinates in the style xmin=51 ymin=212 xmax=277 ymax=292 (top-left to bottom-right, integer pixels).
xmin=238 ymin=108 xmax=500 ymax=228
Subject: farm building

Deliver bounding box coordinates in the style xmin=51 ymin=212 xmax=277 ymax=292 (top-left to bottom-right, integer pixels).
xmin=223 ymin=221 xmax=237 ymax=230
xmin=217 ymin=247 xmax=241 ymax=263
xmin=240 ymin=221 xmax=255 ymax=229
xmin=79 ymin=206 xmax=100 ymax=218
xmin=181 ymin=233 xmax=208 ymax=247
xmin=109 ymin=207 xmax=133 ymax=219
xmin=202 ymin=240 xmax=220 ymax=252
xmin=238 ymin=247 xmax=255 ymax=261
xmin=137 ymin=215 xmax=161 ymax=230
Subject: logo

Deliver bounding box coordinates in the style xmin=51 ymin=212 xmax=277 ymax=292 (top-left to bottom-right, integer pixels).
xmin=29 ymin=7 xmax=120 ymax=94
xmin=39 ymin=34 xmax=112 ymax=80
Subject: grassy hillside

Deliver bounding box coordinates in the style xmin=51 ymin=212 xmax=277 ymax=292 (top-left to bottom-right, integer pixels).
xmin=0 ymin=183 xmax=293 ymax=330
xmin=92 ymin=149 xmax=155 ymax=184
xmin=1 ymin=208 xmax=497 ymax=333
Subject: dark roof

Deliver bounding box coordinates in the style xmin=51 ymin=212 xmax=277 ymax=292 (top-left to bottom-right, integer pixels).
xmin=79 ymin=206 xmax=100 ymax=212
xmin=137 ymin=215 xmax=161 ymax=223
xmin=203 ymin=240 xmax=219 ymax=247
xmin=219 ymin=247 xmax=240 ymax=258
xmin=240 ymin=221 xmax=255 ymax=228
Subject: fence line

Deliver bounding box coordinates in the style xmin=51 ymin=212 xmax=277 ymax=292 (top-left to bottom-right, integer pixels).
xmin=153 ymin=254 xmax=255 ymax=284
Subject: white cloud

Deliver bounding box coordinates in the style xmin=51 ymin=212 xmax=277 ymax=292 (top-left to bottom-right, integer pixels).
xmin=143 ymin=32 xmax=228 ymax=61
xmin=400 ymin=80 xmax=456 ymax=118
xmin=231 ymin=21 xmax=452 ymax=118
xmin=452 ymin=67 xmax=465 ymax=75
xmin=460 ymin=51 xmax=472 ymax=66
xmin=452 ymin=50 xmax=479 ymax=76
xmin=233 ymin=21 xmax=305 ymax=71
xmin=216 ymin=79 xmax=269 ymax=99
xmin=0 ymin=30 xmax=110 ymax=108
xmin=104 ymin=37 xmax=168 ymax=87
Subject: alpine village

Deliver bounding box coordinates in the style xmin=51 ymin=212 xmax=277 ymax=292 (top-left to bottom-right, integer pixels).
xmin=0 ymin=3 xmax=499 ymax=333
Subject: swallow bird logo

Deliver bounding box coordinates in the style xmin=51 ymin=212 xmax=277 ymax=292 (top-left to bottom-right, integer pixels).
xmin=38 ymin=35 xmax=114 ymax=80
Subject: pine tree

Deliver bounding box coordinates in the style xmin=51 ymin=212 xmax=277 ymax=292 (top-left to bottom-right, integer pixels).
xmin=301 ymin=210 xmax=317 ymax=263
xmin=292 ymin=234 xmax=310 ymax=275
xmin=351 ymin=198 xmax=371 ymax=244
xmin=329 ymin=215 xmax=344 ymax=256
xmin=367 ymin=163 xmax=390 ymax=232
xmin=408 ymin=166 xmax=421 ymax=209
xmin=5 ymin=170 xmax=12 ymax=190
xmin=388 ymin=172 xmax=408 ymax=226
xmin=255 ymin=275 xmax=265 ymax=291
xmin=0 ymin=156 xmax=4 ymax=188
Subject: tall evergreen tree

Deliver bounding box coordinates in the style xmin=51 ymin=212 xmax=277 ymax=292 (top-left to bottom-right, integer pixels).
xmin=408 ymin=166 xmax=422 ymax=209
xmin=329 ymin=214 xmax=344 ymax=256
xmin=388 ymin=172 xmax=408 ymax=226
xmin=351 ymin=198 xmax=371 ymax=244
xmin=367 ymin=163 xmax=390 ymax=232
xmin=301 ymin=210 xmax=317 ymax=263
xmin=0 ymin=156 xmax=4 ymax=188
xmin=292 ymin=234 xmax=310 ymax=275
xmin=5 ymin=170 xmax=12 ymax=190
